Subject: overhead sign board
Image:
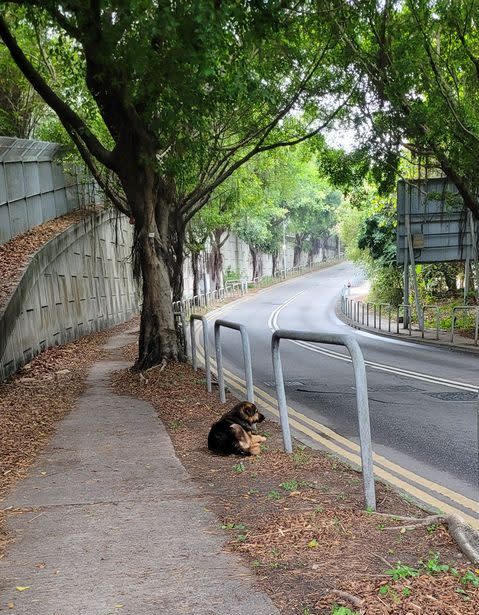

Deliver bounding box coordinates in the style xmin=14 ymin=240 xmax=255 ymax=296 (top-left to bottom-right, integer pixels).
xmin=396 ymin=178 xmax=478 ymax=264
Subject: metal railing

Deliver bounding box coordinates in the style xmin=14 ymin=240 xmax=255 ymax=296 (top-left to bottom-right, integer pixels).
xmin=422 ymin=305 xmax=440 ymax=340
xmin=190 ymin=314 xmax=212 ymax=392
xmin=214 ymin=319 xmax=254 ymax=404
xmin=271 ymin=329 xmax=376 ymax=511
xmin=341 ymin=294 xmax=479 ymax=346
xmin=173 ymin=258 xmax=341 ymax=320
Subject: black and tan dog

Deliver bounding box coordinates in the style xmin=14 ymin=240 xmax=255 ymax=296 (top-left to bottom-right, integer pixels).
xmin=208 ymin=401 xmax=266 ymax=456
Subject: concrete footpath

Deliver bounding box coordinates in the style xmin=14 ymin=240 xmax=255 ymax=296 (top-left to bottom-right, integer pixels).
xmin=0 ymin=331 xmax=278 ymax=615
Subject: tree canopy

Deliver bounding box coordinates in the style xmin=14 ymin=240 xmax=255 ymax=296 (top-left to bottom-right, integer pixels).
xmin=330 ymin=0 xmax=479 ymax=216
xmin=0 ymin=1 xmax=356 ymax=365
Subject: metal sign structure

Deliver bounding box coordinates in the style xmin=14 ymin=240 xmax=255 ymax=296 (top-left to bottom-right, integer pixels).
xmin=397 ymin=178 xmax=478 ymax=265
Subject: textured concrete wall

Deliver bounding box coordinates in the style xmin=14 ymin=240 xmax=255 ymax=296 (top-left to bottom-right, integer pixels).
xmin=1 ymin=201 xmax=338 ymax=380
xmin=0 ymin=211 xmax=138 ymax=381
xmin=183 ymin=233 xmax=339 ymax=295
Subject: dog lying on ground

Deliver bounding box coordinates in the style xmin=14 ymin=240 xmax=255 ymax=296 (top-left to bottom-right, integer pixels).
xmin=208 ymin=401 xmax=266 ymax=456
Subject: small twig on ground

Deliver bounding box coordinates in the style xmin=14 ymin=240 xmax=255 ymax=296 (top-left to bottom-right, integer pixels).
xmin=329 ymin=589 xmax=363 ymax=609
xmin=372 ymin=552 xmax=392 ymax=568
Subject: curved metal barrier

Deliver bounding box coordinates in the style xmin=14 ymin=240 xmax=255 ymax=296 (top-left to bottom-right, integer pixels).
xmin=190 ymin=314 xmax=212 ymax=393
xmin=271 ymin=329 xmax=376 ymax=511
xmin=214 ymin=319 xmax=254 ymax=404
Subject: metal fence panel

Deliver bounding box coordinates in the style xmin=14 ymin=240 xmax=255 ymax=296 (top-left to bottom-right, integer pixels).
xmin=0 ymin=137 xmax=104 ymax=245
xmin=397 ymin=178 xmax=478 ymax=264
xmin=5 ymin=161 xmax=25 ymax=201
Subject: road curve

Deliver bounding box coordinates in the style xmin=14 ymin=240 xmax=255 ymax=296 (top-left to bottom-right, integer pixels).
xmin=205 ymin=262 xmax=478 ymax=519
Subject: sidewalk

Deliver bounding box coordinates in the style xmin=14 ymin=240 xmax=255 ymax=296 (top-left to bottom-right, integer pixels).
xmin=341 ymin=285 xmax=479 ymax=354
xmin=0 ymin=330 xmax=278 ymax=615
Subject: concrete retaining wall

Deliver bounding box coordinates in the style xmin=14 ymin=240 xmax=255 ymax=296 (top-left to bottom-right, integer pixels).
xmin=0 ymin=202 xmax=339 ymax=380
xmin=182 ymin=233 xmax=339 ymax=296
xmin=0 ymin=211 xmax=138 ymax=381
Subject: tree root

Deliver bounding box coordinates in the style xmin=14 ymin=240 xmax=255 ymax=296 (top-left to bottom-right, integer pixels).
xmin=375 ymin=512 xmax=479 ymax=564
xmin=139 ymin=359 xmax=167 ymax=384
xmin=330 ymin=589 xmax=363 ymax=609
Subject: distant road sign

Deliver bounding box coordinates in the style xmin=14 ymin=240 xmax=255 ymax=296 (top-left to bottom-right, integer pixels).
xmin=397 ymin=178 xmax=478 ymax=264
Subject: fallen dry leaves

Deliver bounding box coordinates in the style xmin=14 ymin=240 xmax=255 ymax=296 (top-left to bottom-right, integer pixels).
xmin=0 ymin=207 xmax=97 ymax=309
xmin=112 ymin=354 xmax=479 ymax=615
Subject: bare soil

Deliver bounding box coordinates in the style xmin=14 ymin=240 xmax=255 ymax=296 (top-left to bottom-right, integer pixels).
xmin=112 ymin=347 xmax=479 ymax=615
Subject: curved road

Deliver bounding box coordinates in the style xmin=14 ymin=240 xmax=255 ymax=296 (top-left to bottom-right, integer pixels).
xmin=205 ymin=262 xmax=478 ymax=521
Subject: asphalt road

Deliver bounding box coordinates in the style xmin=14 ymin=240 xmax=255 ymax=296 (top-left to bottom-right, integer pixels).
xmin=207 ymin=262 xmax=478 ymax=516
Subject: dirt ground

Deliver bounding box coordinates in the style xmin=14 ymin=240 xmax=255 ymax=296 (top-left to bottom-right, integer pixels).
xmin=113 ymin=343 xmax=479 ymax=615
xmin=1 ymin=322 xmax=477 ymax=614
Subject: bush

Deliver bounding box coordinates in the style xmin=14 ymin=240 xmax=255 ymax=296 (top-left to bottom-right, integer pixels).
xmin=368 ymin=266 xmax=403 ymax=307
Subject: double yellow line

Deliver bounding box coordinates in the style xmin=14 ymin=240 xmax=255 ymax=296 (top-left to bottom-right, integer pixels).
xmin=194 ymin=315 xmax=479 ymax=528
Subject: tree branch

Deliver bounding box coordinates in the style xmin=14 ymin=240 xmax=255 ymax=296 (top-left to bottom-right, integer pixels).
xmin=0 ymin=13 xmax=115 ymax=169
xmin=182 ymin=87 xmax=354 ymax=215
xmin=65 ymin=125 xmax=129 ymax=216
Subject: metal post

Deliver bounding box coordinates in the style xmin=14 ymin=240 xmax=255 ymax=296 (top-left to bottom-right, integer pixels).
xmin=451 ymin=308 xmax=456 ymax=343
xmin=475 ymin=307 xmax=478 ymax=346
xmin=190 ymin=314 xmax=212 ymax=393
xmin=271 ymin=330 xmax=376 ymax=511
xmin=271 ymin=336 xmax=293 ymax=454
xmin=403 ymin=263 xmax=410 ymax=329
xmin=214 ymin=319 xmax=254 ymax=404
xmin=465 ymin=258 xmax=470 ymax=303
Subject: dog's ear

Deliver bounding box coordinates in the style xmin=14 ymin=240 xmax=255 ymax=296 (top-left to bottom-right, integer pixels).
xmin=241 ymin=402 xmax=257 ymax=417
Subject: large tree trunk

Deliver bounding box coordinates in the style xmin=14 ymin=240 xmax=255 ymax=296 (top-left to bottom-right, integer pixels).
xmin=250 ymin=246 xmax=262 ymax=279
xmin=293 ymin=234 xmax=303 ymax=268
xmin=191 ymin=251 xmax=200 ymax=297
xmin=120 ymin=146 xmax=181 ymax=369
xmin=137 ymin=229 xmax=179 ymax=368
xmin=209 ymin=229 xmax=225 ymax=290
xmin=167 ymin=218 xmax=187 ymax=360
xmin=308 ymin=238 xmax=321 ymax=266
xmin=272 ymin=251 xmax=278 ymax=277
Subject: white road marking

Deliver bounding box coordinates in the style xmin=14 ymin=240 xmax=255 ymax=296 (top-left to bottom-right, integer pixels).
xmin=269 ymin=294 xmax=479 ymax=393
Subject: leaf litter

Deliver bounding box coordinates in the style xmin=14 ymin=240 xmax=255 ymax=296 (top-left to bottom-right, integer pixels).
xmin=112 ymin=353 xmax=478 ymax=615
xmin=0 ymin=207 xmax=96 ymax=310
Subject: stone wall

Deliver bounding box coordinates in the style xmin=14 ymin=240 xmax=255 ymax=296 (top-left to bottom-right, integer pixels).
xmin=0 ymin=211 xmax=138 ymax=380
